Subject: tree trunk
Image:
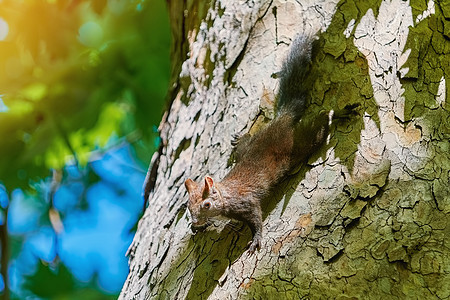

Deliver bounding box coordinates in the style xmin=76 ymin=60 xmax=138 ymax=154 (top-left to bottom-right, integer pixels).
xmin=120 ymin=0 xmax=449 ymax=299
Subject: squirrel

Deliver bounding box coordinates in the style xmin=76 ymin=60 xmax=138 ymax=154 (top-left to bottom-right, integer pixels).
xmin=184 ymin=35 xmax=358 ymax=253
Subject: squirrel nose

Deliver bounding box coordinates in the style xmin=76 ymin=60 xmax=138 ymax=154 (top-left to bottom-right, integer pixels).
xmin=191 ymin=224 xmax=199 ymax=233
xmin=191 ymin=223 xmax=207 ymax=233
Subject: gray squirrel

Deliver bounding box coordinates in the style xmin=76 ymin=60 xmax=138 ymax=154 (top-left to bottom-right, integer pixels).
xmin=185 ymin=35 xmax=358 ymax=253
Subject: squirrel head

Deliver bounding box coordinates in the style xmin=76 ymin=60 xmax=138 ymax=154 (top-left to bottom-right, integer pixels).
xmin=185 ymin=176 xmax=223 ymax=232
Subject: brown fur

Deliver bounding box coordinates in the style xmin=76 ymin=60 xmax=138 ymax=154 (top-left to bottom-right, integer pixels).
xmin=185 ymin=110 xmax=331 ymax=253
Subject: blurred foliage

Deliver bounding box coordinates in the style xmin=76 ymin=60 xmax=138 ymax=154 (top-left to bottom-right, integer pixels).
xmin=0 ymin=0 xmax=170 ymax=191
xmin=0 ymin=0 xmax=170 ymax=298
xmin=23 ymin=262 xmax=76 ymax=298
xmin=23 ymin=261 xmax=116 ymax=299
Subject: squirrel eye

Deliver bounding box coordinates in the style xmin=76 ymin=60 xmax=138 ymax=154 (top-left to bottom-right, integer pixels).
xmin=203 ymin=201 xmax=211 ymax=209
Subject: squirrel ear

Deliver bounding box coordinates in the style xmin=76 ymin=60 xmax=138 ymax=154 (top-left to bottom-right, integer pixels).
xmin=185 ymin=178 xmax=197 ymax=193
xmin=203 ymin=176 xmax=214 ymax=196
xmin=204 ymin=176 xmax=214 ymax=188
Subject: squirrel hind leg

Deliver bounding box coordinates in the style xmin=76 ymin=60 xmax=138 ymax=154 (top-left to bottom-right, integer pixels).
xmin=231 ymin=132 xmax=251 ymax=146
xmin=247 ymin=236 xmax=261 ymax=254
xmin=231 ymin=132 xmax=252 ymax=162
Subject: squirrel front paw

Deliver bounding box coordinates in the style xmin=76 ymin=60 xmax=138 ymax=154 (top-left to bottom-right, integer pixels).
xmin=247 ymin=237 xmax=261 ymax=254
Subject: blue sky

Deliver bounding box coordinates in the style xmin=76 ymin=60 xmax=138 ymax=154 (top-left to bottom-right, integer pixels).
xmin=7 ymin=144 xmax=145 ymax=296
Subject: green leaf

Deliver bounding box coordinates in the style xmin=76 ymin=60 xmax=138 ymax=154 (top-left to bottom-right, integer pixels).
xmin=23 ymin=261 xmax=76 ymax=298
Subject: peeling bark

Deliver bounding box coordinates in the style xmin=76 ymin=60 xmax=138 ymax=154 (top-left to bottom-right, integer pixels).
xmin=120 ymin=0 xmax=449 ymax=299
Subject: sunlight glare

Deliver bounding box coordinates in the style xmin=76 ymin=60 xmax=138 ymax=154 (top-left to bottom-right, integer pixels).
xmin=0 ymin=17 xmax=9 ymax=41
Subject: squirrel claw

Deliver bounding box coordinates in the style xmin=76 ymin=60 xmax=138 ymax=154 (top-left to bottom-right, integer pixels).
xmin=231 ymin=133 xmax=241 ymax=146
xmin=231 ymin=132 xmax=251 ymax=147
xmin=247 ymin=238 xmax=261 ymax=254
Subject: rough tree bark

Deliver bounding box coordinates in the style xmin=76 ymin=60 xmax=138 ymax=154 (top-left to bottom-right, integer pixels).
xmin=120 ymin=0 xmax=449 ymax=299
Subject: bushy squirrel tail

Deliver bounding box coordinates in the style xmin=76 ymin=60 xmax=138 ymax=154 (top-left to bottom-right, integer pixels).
xmin=277 ymin=34 xmax=315 ymax=121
